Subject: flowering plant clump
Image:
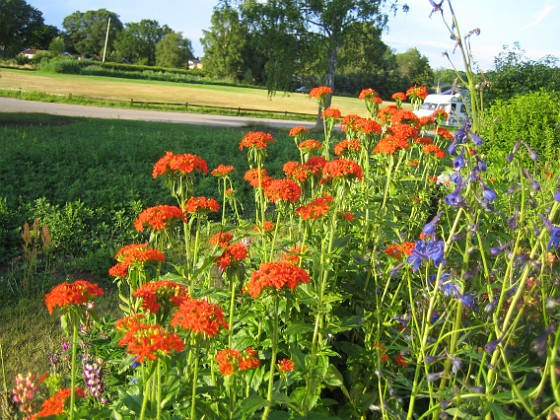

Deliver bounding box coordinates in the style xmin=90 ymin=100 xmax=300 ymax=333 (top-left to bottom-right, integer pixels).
xmin=13 ymin=5 xmax=560 ymax=417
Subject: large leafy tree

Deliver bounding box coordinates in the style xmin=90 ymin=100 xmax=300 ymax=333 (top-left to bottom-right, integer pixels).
xmin=115 ymin=20 xmax=171 ymax=65
xmin=0 ymin=0 xmax=51 ymax=56
xmin=155 ymin=32 xmax=194 ymax=69
xmin=201 ymin=5 xmax=248 ymax=81
xmin=62 ymin=9 xmax=123 ymax=58
xmin=395 ymin=47 xmax=433 ymax=88
xmin=236 ymin=0 xmax=408 ymax=107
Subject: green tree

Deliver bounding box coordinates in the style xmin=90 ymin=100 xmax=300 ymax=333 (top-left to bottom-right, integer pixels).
xmin=62 ymin=9 xmax=123 ymax=58
xmin=237 ymin=0 xmax=408 ymax=108
xmin=395 ymin=47 xmax=433 ymax=87
xmin=201 ymin=5 xmax=248 ymax=81
xmin=0 ymin=0 xmax=46 ymax=57
xmin=155 ymin=32 xmax=194 ymax=68
xmin=48 ymin=36 xmax=66 ymax=56
xmin=114 ymin=19 xmax=171 ymax=65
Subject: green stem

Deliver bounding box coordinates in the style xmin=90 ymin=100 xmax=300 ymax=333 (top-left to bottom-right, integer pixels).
xmin=69 ymin=320 xmax=78 ymax=420
xmin=262 ymin=295 xmax=279 ymax=420
xmin=191 ymin=340 xmax=200 ymax=420
xmin=156 ymin=359 xmax=162 ymax=420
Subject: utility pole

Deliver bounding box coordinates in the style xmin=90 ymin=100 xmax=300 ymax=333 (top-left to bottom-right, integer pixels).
xmin=102 ymin=17 xmax=111 ymax=62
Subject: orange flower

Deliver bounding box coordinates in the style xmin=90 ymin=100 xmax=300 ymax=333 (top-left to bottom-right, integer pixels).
xmin=214 ymin=243 xmax=248 ymax=271
xmin=373 ymin=343 xmax=389 ymax=363
xmin=184 ymin=196 xmax=220 ymax=214
xmin=389 ymin=123 xmax=419 ymax=140
xmin=405 ymin=85 xmax=428 ymax=101
xmin=216 ymin=348 xmax=260 ymax=376
xmin=244 ymin=168 xmax=271 ymax=188
xmin=278 ymin=358 xmax=295 ymax=372
xmin=322 ymin=107 xmax=342 ymax=119
xmin=385 ymin=242 xmax=416 ymax=259
xmin=423 ymin=144 xmax=446 ymax=159
xmin=295 ymin=194 xmax=334 ymax=220
xmin=358 ymin=88 xmax=378 ymax=100
xmin=33 ymin=387 xmax=85 ymax=419
xmin=354 ymin=118 xmax=382 ymax=136
xmin=309 ymin=86 xmax=333 ymax=100
xmin=436 ymin=127 xmax=454 ymax=140
xmin=209 ymin=232 xmax=234 ymax=249
xmin=304 ymin=156 xmax=328 ymax=177
xmin=432 ymin=109 xmax=449 ymax=123
xmin=298 ymin=139 xmax=323 ymax=153
xmin=395 ymin=354 xmax=408 ymax=367
xmin=245 ymin=261 xmax=311 ymax=298
xmin=239 ymin=131 xmax=275 ymax=150
xmin=152 ymin=152 xmax=208 ymax=178
xmin=373 ymin=136 xmax=410 ymax=155
xmin=282 ymin=246 xmax=306 ymax=265
xmin=253 ymin=221 xmax=275 ymax=233
xmin=321 ymin=158 xmax=363 ymax=183
xmin=132 ymin=280 xmax=189 ymax=314
xmin=171 ymin=298 xmax=228 ymax=337
xmin=342 ymin=211 xmax=354 ymax=221
xmin=289 ymin=126 xmax=309 ymax=137
xmin=211 ymin=164 xmax=235 ymax=177
xmin=377 ymin=105 xmax=398 ymax=123
xmin=415 ymin=136 xmax=433 ymax=146
xmin=283 ymin=161 xmax=311 ymax=182
xmin=390 ymin=110 xmax=420 ymax=127
xmin=391 ymin=92 xmax=406 ymax=101
xmin=118 ymin=319 xmax=184 ymax=362
xmin=263 ymin=178 xmax=302 ymax=204
xmin=419 ymin=116 xmax=435 ymax=128
xmin=44 ymin=280 xmax=104 ymax=315
xmin=108 ymin=243 xmax=165 ymax=278
xmin=134 ymin=205 xmax=186 ymax=232
xmin=334 ymin=139 xmax=362 ymax=156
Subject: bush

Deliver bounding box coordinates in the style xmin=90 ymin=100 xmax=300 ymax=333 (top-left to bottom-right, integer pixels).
xmin=0 ymin=197 xmax=20 ymax=265
xmin=38 ymin=58 xmax=82 ymax=74
xmin=481 ymin=90 xmax=560 ymax=163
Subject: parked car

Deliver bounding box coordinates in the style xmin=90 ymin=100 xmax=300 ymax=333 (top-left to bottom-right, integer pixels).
xmin=413 ymin=93 xmax=468 ymax=126
xmin=295 ymin=86 xmax=310 ymax=93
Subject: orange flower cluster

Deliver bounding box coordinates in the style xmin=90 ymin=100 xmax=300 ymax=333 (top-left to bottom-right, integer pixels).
xmin=432 ymin=109 xmax=449 ymax=124
xmin=108 ymin=243 xmax=165 ymax=278
xmin=288 ymin=126 xmax=309 ymax=137
xmin=309 ymin=86 xmax=333 ymax=100
xmin=405 ymin=85 xmax=428 ymax=101
xmin=216 ymin=348 xmax=261 ymax=376
xmin=373 ymin=135 xmax=410 ymax=155
xmin=184 ymin=196 xmax=220 ymax=214
xmin=132 ymin=280 xmax=189 ymax=314
xmin=214 ymin=243 xmax=248 ymax=271
xmin=423 ymin=144 xmax=446 ymax=159
xmin=283 ymin=161 xmax=311 ymax=182
xmin=152 ymin=152 xmax=208 ymax=178
xmin=334 ymin=139 xmax=362 ymax=156
xmin=296 ymin=194 xmax=334 ymax=220
xmin=117 ymin=318 xmax=184 ymax=362
xmin=385 ymin=242 xmax=416 ymax=259
xmin=373 ymin=343 xmax=389 ymax=362
xmin=239 ymin=131 xmax=275 ymax=150
xmin=171 ymin=298 xmax=228 ymax=337
xmin=244 ymin=168 xmax=271 ymax=187
xmin=358 ymin=88 xmax=378 ymax=100
xmin=134 ymin=205 xmax=186 ymax=232
xmin=282 ymin=246 xmax=306 ymax=265
xmin=245 ymin=261 xmax=310 ymax=298
xmin=391 ymin=92 xmax=407 ymax=101
xmin=436 ymin=127 xmax=454 ymax=140
xmin=389 ymin=123 xmax=419 ymax=140
xmin=321 ymin=158 xmax=363 ymax=183
xmin=354 ymin=118 xmax=382 ymax=136
xmin=263 ymin=178 xmax=302 ymax=204
xmin=298 ymin=139 xmax=323 ymax=154
xmin=209 ymin=232 xmax=234 ymax=248
xmin=391 ymin=110 xmax=420 ymax=126
xmin=377 ymin=105 xmax=398 ymax=123
xmin=44 ymin=280 xmax=104 ymax=315
xmin=211 ymin=164 xmax=235 ymax=177
xmin=322 ymin=107 xmax=342 ymax=119
xmin=415 ymin=136 xmax=434 ymax=146
xmin=31 ymin=387 xmax=85 ymax=419
xmin=277 ymin=358 xmax=295 ymax=372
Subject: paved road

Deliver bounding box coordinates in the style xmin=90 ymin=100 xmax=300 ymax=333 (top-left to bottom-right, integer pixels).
xmin=0 ymin=97 xmax=316 ymax=130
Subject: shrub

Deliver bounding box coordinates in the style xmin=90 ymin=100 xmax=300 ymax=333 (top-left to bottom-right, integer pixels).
xmin=0 ymin=197 xmax=20 ymax=265
xmin=38 ymin=58 xmax=82 ymax=74
xmin=481 ymin=90 xmax=560 ymax=163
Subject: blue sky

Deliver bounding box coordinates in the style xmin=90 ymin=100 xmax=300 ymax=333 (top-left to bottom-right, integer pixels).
xmin=27 ymin=0 xmax=560 ymax=71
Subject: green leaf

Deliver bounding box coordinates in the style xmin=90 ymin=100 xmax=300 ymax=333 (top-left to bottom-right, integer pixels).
xmin=233 ymin=394 xmax=267 ymax=418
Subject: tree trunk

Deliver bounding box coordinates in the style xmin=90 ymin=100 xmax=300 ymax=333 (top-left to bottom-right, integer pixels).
xmin=315 ymin=38 xmax=339 ymax=127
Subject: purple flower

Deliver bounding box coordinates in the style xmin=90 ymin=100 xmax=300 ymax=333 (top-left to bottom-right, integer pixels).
xmin=554 ymin=190 xmax=560 ymax=203
xmin=422 ymin=211 xmax=443 ymax=236
xmin=427 ymin=371 xmax=445 ymax=382
xmin=521 ymin=141 xmax=538 ymax=161
xmin=539 ymin=214 xmax=560 ymax=250
xmin=407 ymin=239 xmax=445 ymax=271
xmin=522 ymin=168 xmax=540 ymax=191
xmin=452 ymin=151 xmax=465 ymax=170
xmin=484 ymin=336 xmax=503 ymax=353
xmin=482 ymin=186 xmax=497 ymax=202
xmin=82 ymin=358 xmax=105 ymax=401
xmin=445 ymin=183 xmax=464 ymax=208
xmin=428 ymin=0 xmax=444 ymax=17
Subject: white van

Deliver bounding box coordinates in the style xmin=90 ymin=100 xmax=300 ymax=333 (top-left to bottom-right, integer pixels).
xmin=413 ymin=93 xmax=468 ymax=127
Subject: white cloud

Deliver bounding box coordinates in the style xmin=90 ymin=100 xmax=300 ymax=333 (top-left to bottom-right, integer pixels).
xmin=523 ymin=2 xmax=560 ymax=30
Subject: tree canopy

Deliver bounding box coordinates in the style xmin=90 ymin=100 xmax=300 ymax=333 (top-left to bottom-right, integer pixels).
xmin=155 ymin=32 xmax=194 ymax=69
xmin=115 ymin=20 xmax=171 ymax=65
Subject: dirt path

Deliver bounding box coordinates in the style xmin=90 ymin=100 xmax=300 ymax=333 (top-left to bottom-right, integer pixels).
xmin=0 ymin=97 xmax=315 ymax=130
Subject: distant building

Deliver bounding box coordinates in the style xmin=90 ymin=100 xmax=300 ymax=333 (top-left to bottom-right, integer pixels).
xmin=188 ymin=59 xmax=203 ymax=69
xmin=20 ymin=48 xmax=49 ymax=59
